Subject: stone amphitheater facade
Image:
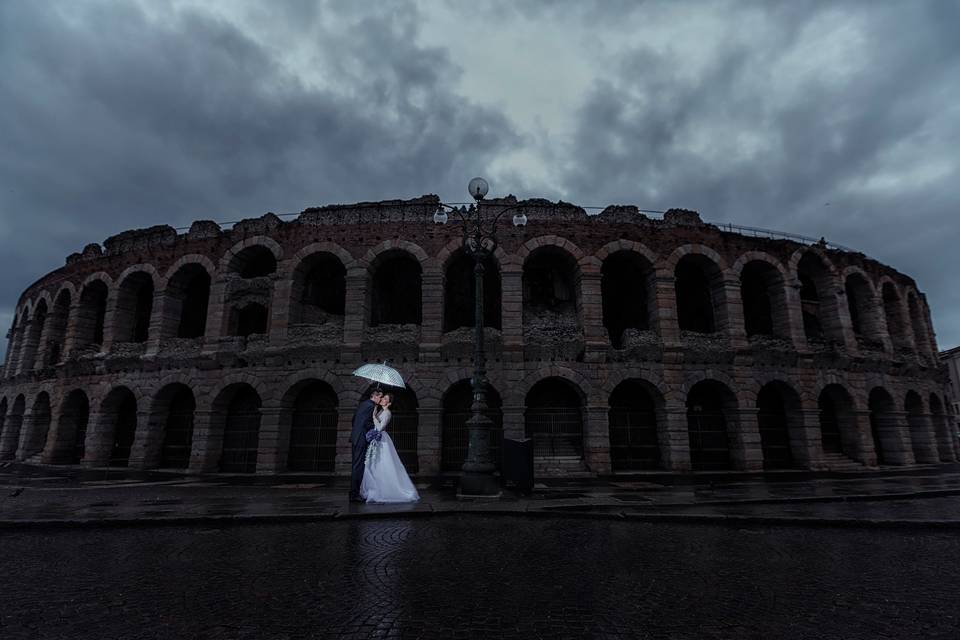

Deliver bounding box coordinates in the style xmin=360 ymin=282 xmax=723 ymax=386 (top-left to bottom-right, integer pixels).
xmin=0 ymin=195 xmax=956 ymax=477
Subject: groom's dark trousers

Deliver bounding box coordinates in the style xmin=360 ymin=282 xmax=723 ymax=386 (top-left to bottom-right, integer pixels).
xmin=350 ymin=399 xmax=377 ymax=500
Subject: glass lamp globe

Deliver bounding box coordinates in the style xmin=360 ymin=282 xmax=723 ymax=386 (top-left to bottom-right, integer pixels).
xmin=468 ymin=177 xmax=489 ymax=201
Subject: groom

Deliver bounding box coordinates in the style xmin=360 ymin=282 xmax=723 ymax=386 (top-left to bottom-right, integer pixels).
xmin=350 ymin=389 xmax=383 ymax=502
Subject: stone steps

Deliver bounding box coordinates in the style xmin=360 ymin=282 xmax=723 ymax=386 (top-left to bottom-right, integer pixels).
xmin=821 ymin=452 xmax=865 ymax=470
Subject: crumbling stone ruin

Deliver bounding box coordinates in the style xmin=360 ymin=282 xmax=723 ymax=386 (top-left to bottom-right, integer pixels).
xmin=0 ymin=195 xmax=955 ymax=476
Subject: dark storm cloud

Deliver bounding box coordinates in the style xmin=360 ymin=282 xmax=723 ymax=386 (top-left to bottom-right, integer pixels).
xmin=0 ymin=0 xmax=517 ymax=356
xmin=555 ymin=1 xmax=960 ymax=347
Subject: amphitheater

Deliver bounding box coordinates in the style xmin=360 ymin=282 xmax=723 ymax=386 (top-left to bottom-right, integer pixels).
xmin=0 ymin=194 xmax=956 ymax=477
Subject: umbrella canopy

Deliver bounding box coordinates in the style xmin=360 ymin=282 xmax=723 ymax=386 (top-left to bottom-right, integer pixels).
xmin=351 ymin=362 xmax=407 ymax=389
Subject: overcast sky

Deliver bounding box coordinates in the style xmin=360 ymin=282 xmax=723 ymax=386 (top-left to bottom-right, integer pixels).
xmin=1 ymin=0 xmax=958 ymax=357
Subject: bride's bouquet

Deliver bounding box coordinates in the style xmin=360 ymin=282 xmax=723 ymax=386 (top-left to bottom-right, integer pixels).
xmin=365 ymin=428 xmax=383 ymax=466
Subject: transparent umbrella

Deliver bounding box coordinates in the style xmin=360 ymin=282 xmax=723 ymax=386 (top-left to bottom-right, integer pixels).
xmin=351 ymin=361 xmax=407 ymax=389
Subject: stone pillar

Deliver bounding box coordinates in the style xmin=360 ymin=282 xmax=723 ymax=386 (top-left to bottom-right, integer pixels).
xmin=500 ymin=267 xmax=524 ymax=357
xmin=188 ymin=410 xmax=220 ymax=473
xmin=501 ymin=404 xmax=525 ymax=441
xmin=847 ymin=410 xmax=878 ymax=466
xmin=417 ymin=398 xmax=441 ymax=476
xmin=795 ymin=409 xmax=826 ymax=469
xmin=81 ymin=409 xmax=113 ymax=467
xmin=719 ymin=277 xmax=748 ymax=349
xmin=99 ymin=288 xmax=121 ymax=354
xmin=661 ymin=408 xmax=691 ymax=471
xmin=783 ymin=280 xmax=809 ymax=350
xmin=201 ymin=281 xmax=228 ymax=354
xmin=335 ymin=408 xmax=356 ymax=476
xmin=13 ymin=318 xmax=37 ymax=376
xmin=729 ymin=408 xmax=764 ymax=471
xmin=256 ymin=405 xmax=286 ymax=473
xmin=652 ymin=271 xmax=680 ymax=345
xmin=269 ymin=278 xmax=293 ymax=346
xmin=342 ymin=266 xmax=368 ymax=363
xmin=583 ymin=404 xmax=611 ymax=474
xmin=61 ymin=299 xmax=85 ymax=358
xmin=907 ymin=412 xmax=940 ymax=464
xmin=419 ymin=268 xmax=443 ymax=362
xmin=578 ymin=270 xmax=607 ymax=363
xmin=144 ymin=288 xmax=168 ymax=357
xmin=128 ymin=410 xmax=154 ymax=469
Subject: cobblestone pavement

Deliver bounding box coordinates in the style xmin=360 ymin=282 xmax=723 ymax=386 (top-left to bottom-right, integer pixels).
xmin=1 ymin=517 xmax=959 ymax=639
xmin=4 ymin=462 xmax=960 ymax=526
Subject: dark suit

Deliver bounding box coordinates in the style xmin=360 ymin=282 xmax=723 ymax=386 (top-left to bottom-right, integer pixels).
xmin=350 ymin=399 xmax=377 ymax=500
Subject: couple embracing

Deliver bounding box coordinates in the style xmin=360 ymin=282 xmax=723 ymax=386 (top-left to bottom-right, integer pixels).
xmin=349 ymin=389 xmax=420 ymax=504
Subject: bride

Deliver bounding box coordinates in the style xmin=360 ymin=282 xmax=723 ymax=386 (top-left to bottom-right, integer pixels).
xmin=360 ymin=393 xmax=420 ymax=503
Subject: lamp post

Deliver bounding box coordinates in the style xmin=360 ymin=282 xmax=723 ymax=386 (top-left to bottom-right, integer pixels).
xmin=434 ymin=178 xmax=527 ymax=498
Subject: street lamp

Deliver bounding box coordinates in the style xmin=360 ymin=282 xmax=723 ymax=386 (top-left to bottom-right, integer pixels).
xmin=434 ymin=177 xmax=527 ymax=498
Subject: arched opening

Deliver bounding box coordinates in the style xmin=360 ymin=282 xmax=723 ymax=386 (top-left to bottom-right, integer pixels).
xmin=797 ymin=253 xmax=841 ymax=343
xmin=675 ymin=254 xmax=722 ymax=334
xmin=215 ymin=384 xmax=262 ymax=473
xmin=21 ymin=300 xmax=48 ymax=372
xmin=608 ymin=379 xmax=661 ymax=471
xmin=290 ymin=253 xmax=346 ymax=325
xmin=44 ymin=290 xmax=71 ymax=366
xmin=101 ymin=387 xmax=138 ymax=467
xmin=818 ymin=385 xmax=855 ymax=458
xmin=165 ymin=264 xmax=211 ymax=339
xmin=741 ymin=261 xmax=789 ymax=338
xmin=441 ymin=380 xmax=503 ymax=472
xmin=686 ymin=380 xmax=735 ymax=470
xmin=230 ymin=303 xmax=268 ymax=337
xmin=929 ymin=394 xmax=953 ymax=462
xmin=525 ymin=378 xmax=584 ymax=461
xmin=286 ymin=381 xmax=339 ymax=472
xmin=23 ymin=392 xmax=52 ymax=459
xmin=229 ymin=245 xmax=277 ymax=278
xmin=157 ymin=385 xmax=196 ymax=469
xmin=362 ymin=383 xmax=420 ymax=473
xmin=868 ymin=387 xmax=897 ymax=465
xmin=56 ymin=390 xmax=89 ymax=464
xmin=0 ymin=395 xmax=26 ymax=460
xmin=444 ymin=251 xmax=501 ymax=332
xmin=77 ymin=280 xmax=109 ymax=349
xmin=904 ymin=391 xmax=933 ymax=463
xmin=844 ymin=273 xmax=883 ymax=346
xmin=881 ymin=283 xmax=908 ymax=351
xmin=115 ymin=271 xmax=154 ymax=343
xmin=5 ymin=314 xmax=22 ymax=373
xmin=370 ymin=251 xmax=422 ymax=326
xmin=757 ymin=382 xmax=799 ymax=469
xmin=523 ymin=247 xmax=580 ymax=342
xmin=602 ymin=251 xmax=653 ymax=348
xmin=907 ymin=293 xmax=928 ymax=356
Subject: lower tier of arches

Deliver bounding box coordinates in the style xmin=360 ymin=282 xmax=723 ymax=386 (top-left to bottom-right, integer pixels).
xmin=0 ymin=366 xmax=956 ymax=475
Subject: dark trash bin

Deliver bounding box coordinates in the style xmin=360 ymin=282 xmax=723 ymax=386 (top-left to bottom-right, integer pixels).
xmin=501 ymin=437 xmax=534 ymax=493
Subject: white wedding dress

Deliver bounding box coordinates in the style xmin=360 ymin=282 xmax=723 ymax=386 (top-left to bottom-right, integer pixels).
xmin=360 ymin=408 xmax=420 ymax=503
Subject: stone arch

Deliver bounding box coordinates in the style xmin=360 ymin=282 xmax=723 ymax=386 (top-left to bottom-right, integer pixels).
xmin=599 ymin=367 xmax=668 ymax=406
xmin=212 ymin=382 xmax=263 ymax=473
xmin=608 ymin=377 xmax=666 ymax=471
xmin=279 ymin=377 xmax=340 ymax=472
xmin=362 ymin=239 xmax=431 ymax=268
xmin=162 ymin=254 xmax=217 ymax=286
xmin=517 ymin=235 xmax=587 ymax=263
xmin=205 ymin=373 xmax=273 ymax=412
xmin=43 ymin=288 xmax=73 ymax=366
xmin=905 ymin=290 xmax=931 ymax=356
xmin=288 ymin=247 xmax=349 ymax=327
xmin=442 ymin=247 xmax=501 ymax=332
xmin=842 ymin=267 xmax=884 ymax=344
xmin=98 ymin=386 xmax=139 ymax=467
xmin=600 ymin=244 xmax=657 ymax=348
xmin=755 ymin=380 xmax=804 ymax=469
xmin=19 ymin=298 xmax=49 ymax=373
xmin=879 ymin=278 xmax=910 ymax=351
xmin=817 ymin=384 xmax=859 ymax=460
xmin=686 ymin=379 xmax=738 ymax=471
xmin=75 ymin=275 xmax=112 ymax=350
xmin=868 ymin=386 xmax=900 ymax=465
xmin=521 ymin=240 xmax=584 ymax=345
xmin=366 ymin=246 xmax=424 ymax=327
xmin=113 ymin=267 xmax=159 ymax=344
xmin=437 ymin=236 xmax=508 ymax=271
xmin=735 ymin=252 xmax=791 ymax=339
xmin=524 ymin=375 xmax=588 ymax=463
xmin=149 ymin=382 xmax=197 ymax=469
xmin=928 ymin=393 xmax=955 ymax=462
xmin=52 ymin=389 xmax=90 ymax=464
xmin=518 ymin=366 xmax=592 ymax=406
xmin=668 ymin=246 xmax=730 ymax=335
xmin=162 ymin=260 xmax=213 ymax=340
xmin=904 ymin=389 xmax=936 ymax=463
xmin=440 ymin=378 xmax=504 ymax=472
xmin=792 ymin=249 xmax=844 ymax=343
xmin=286 ymin=241 xmax=357 ymax=274
xmin=219 ymin=236 xmax=283 ymax=274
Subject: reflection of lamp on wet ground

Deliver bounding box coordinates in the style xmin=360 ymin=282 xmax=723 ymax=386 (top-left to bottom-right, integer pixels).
xmin=433 ymin=178 xmax=527 ymax=498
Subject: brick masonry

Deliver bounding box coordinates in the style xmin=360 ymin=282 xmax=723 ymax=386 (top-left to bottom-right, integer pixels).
xmin=0 ymin=195 xmax=956 ymax=476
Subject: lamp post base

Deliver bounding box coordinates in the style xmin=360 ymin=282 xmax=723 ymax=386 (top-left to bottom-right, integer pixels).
xmin=457 ymin=472 xmax=502 ymax=500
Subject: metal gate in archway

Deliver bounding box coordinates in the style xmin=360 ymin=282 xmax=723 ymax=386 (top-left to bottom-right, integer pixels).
xmin=525 ymin=408 xmax=583 ymax=459
xmin=609 ymin=409 xmax=660 ymax=471
xmin=288 ymin=409 xmax=338 ymax=472
xmin=221 ymin=398 xmax=260 ymax=473
xmin=441 ymin=411 xmax=503 ymax=471
xmin=687 ymin=410 xmax=731 ymax=470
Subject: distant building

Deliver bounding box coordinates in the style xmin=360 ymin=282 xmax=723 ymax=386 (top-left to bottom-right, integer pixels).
xmin=941 ymin=345 xmax=960 ymax=429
